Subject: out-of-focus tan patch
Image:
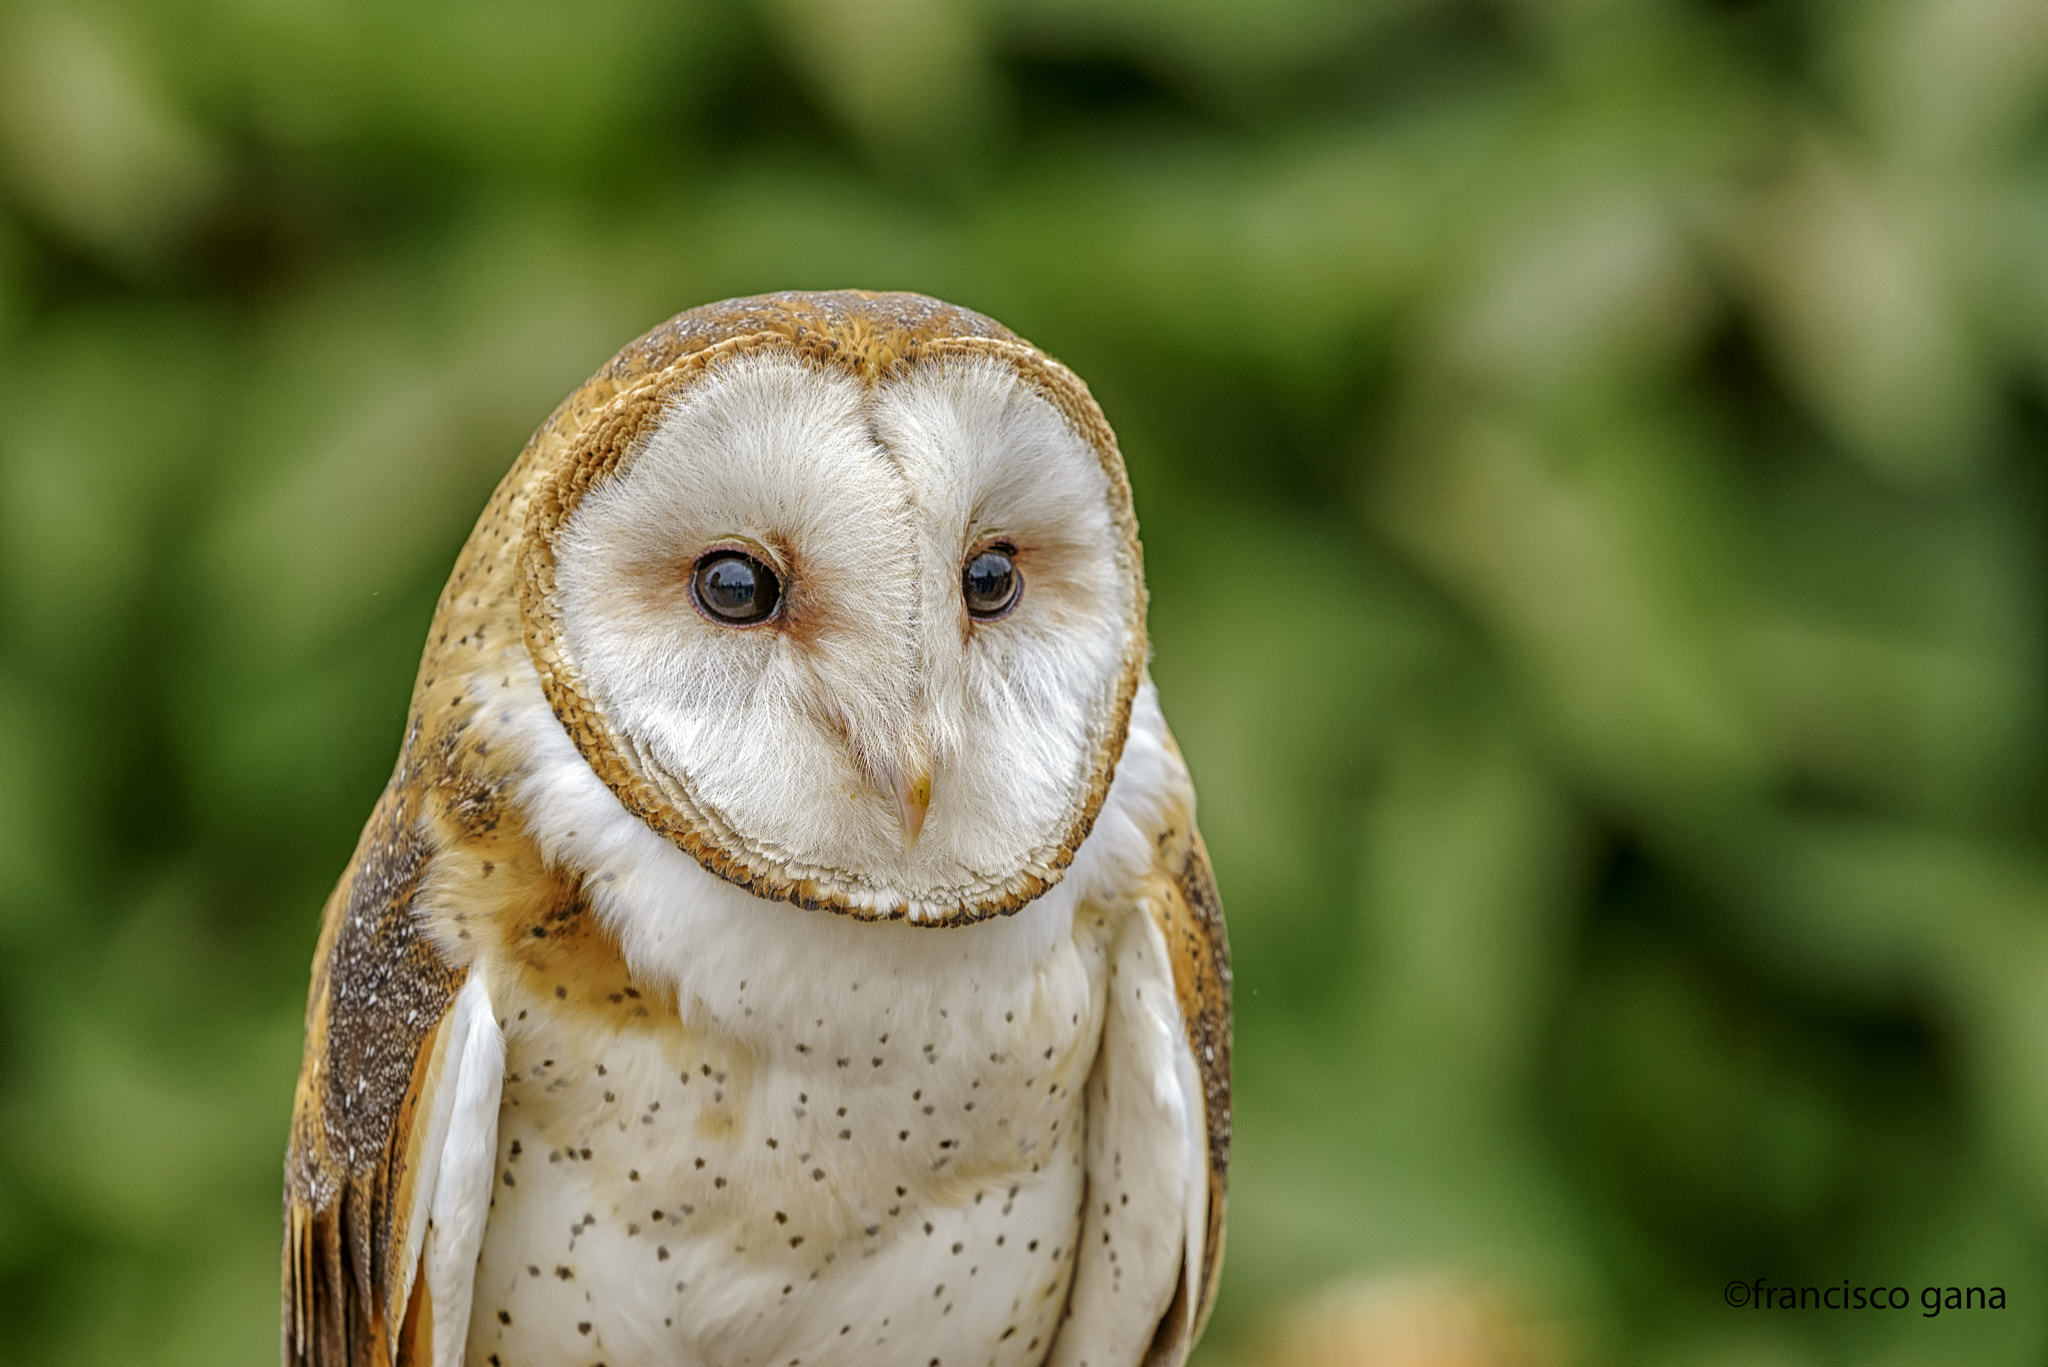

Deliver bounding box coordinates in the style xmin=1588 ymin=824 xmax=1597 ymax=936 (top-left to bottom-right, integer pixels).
xmin=1255 ymin=1271 xmax=1561 ymax=1367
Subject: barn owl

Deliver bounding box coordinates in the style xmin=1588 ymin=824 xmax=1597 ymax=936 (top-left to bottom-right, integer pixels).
xmin=282 ymin=290 xmax=1231 ymax=1367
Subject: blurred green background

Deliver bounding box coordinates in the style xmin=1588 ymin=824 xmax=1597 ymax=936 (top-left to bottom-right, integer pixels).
xmin=2 ymin=0 xmax=2047 ymax=1364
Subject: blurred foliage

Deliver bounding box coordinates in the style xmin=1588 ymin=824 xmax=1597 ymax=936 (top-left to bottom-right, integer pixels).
xmin=1 ymin=0 xmax=2047 ymax=1364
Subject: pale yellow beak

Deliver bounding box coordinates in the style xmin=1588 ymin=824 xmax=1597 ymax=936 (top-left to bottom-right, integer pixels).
xmin=893 ymin=769 xmax=932 ymax=847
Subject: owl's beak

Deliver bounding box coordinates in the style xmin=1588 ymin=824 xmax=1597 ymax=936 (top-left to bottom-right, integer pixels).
xmin=893 ymin=769 xmax=932 ymax=847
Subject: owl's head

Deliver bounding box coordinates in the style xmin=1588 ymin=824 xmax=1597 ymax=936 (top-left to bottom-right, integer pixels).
xmin=513 ymin=292 xmax=1147 ymax=925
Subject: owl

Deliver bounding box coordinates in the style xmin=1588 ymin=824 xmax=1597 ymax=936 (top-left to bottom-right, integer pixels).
xmin=282 ymin=290 xmax=1231 ymax=1367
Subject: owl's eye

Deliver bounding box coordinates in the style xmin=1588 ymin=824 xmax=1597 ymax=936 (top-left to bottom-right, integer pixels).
xmin=692 ymin=550 xmax=781 ymax=625
xmin=963 ymin=544 xmax=1022 ymax=620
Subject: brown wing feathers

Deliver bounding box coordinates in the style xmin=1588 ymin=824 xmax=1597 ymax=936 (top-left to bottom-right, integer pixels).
xmin=1152 ymin=829 xmax=1233 ymax=1343
xmin=284 ymin=779 xmax=464 ymax=1366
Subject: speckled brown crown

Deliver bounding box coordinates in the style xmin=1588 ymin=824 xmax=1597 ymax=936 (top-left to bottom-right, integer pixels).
xmin=495 ymin=290 xmax=1149 ymax=922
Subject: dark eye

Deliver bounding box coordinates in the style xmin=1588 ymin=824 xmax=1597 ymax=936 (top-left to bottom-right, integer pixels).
xmin=692 ymin=550 xmax=781 ymax=625
xmin=963 ymin=545 xmax=1021 ymax=620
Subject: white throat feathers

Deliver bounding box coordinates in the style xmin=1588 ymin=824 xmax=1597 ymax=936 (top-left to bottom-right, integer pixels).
xmin=477 ymin=651 xmax=1185 ymax=1045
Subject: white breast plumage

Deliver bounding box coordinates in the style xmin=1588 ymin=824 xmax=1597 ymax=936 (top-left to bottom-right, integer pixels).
xmin=454 ymin=660 xmax=1184 ymax=1367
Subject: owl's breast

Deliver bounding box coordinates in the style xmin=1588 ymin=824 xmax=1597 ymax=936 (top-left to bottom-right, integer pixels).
xmin=462 ymin=916 xmax=1112 ymax=1367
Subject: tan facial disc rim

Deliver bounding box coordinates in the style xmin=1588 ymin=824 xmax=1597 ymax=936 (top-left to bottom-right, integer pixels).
xmin=517 ymin=331 xmax=1149 ymax=925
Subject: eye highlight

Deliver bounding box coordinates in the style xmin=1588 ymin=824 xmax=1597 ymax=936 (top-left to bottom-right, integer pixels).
xmin=963 ymin=544 xmax=1022 ymax=620
xmin=692 ymin=550 xmax=781 ymax=625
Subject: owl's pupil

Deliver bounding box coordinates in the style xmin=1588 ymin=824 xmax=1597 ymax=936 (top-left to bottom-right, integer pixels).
xmin=964 ymin=547 xmax=1021 ymax=620
xmin=694 ymin=552 xmax=780 ymax=625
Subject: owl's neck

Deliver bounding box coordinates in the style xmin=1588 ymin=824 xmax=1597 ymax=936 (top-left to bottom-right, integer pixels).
xmin=476 ymin=657 xmax=1192 ymax=1056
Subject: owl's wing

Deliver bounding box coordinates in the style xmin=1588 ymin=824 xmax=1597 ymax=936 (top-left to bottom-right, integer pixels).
xmin=1055 ymin=826 xmax=1232 ymax=1367
xmin=284 ymin=783 xmax=505 ymax=1367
